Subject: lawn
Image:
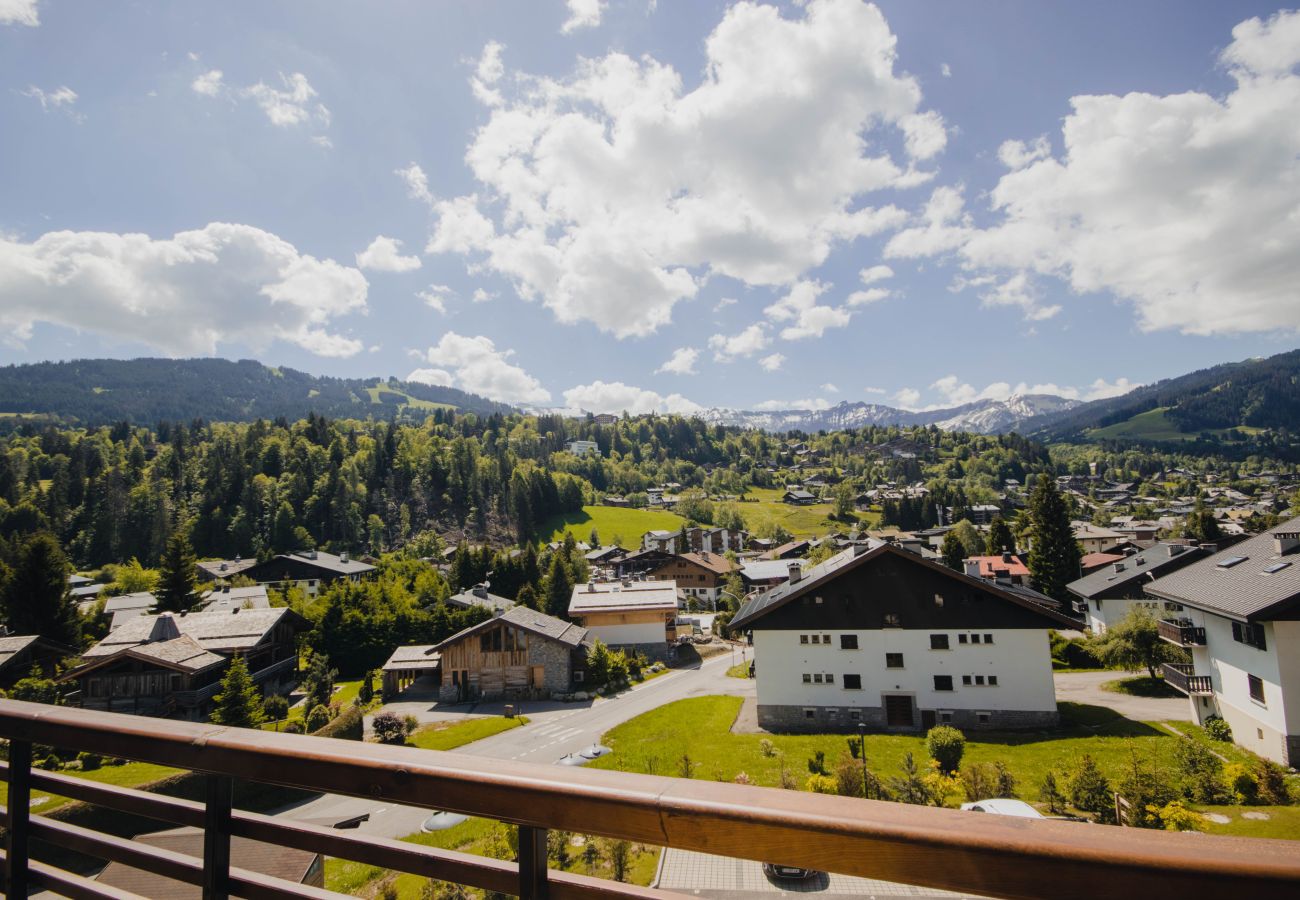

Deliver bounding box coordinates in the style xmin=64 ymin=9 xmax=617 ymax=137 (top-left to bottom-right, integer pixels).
xmin=586 ymin=696 xmax=1300 ymax=839
xmin=0 ymin=760 xmax=181 ymax=817
xmin=1089 ymin=407 xmax=1267 ymax=444
xmin=406 ymin=715 xmax=528 ymax=751
xmin=737 ymin=487 xmax=861 ymax=539
xmin=542 ymin=504 xmax=684 ymax=545
xmin=726 ymin=662 xmax=750 ymax=679
xmin=1102 ymin=675 xmax=1183 ymax=698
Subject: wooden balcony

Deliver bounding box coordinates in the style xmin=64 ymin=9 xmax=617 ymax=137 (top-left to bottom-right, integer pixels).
xmin=1158 ymin=618 xmax=1207 ymax=647
xmin=2 ymin=699 xmax=1300 ymax=900
xmin=1163 ymin=662 xmax=1213 ymax=696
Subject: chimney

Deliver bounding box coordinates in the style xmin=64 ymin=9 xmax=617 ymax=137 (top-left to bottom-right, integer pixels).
xmin=1113 ymin=562 xmax=1126 ymax=573
xmin=223 ymin=584 xmax=230 ymax=593
xmin=473 ymin=584 xmax=489 ymax=599
xmin=964 ymin=560 xmax=982 ymax=579
xmin=1169 ymin=544 xmax=1186 ymax=556
xmin=853 ymin=542 xmax=869 ymax=557
xmin=1001 ymin=551 xmax=1012 ymax=564
xmin=1201 ymin=543 xmax=1219 ymax=555
xmin=340 ymin=551 xmax=349 ymax=563
xmin=788 ymin=563 xmax=802 ymax=584
xmin=1274 ymin=532 xmax=1300 ymax=555
xmin=219 ymin=562 xmax=228 ymax=572
xmin=587 ymin=580 xmax=595 ymax=593
xmin=1135 ymin=557 xmax=1145 ymax=566
xmin=1124 ymin=547 xmax=1138 ymax=557
xmin=147 ymin=614 xmax=180 ymax=644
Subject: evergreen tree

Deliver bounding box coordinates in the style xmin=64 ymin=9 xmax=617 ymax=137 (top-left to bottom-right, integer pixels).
xmin=543 ymin=554 xmax=573 ymax=619
xmin=985 ymin=517 xmax=1015 ymax=555
xmin=1026 ymin=475 xmax=1082 ymax=600
xmin=940 ymin=532 xmax=966 ymax=571
xmin=155 ymin=528 xmax=201 ymax=613
xmin=1184 ymin=500 xmax=1222 ymax=543
xmin=0 ymin=533 xmax=81 ymax=647
xmin=210 ymin=656 xmax=266 ymax=728
xmin=301 ymin=652 xmax=337 ymax=710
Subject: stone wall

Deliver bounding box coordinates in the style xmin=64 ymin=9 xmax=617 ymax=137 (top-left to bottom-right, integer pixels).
xmin=528 ymin=638 xmax=574 ymax=696
xmin=756 ymin=703 xmax=1057 ymax=733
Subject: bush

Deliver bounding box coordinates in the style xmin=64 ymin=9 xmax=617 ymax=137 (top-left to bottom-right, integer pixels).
xmin=77 ymin=751 xmax=102 ymax=771
xmin=373 ymin=711 xmax=413 ymax=745
xmin=283 ymin=719 xmax=305 ymax=734
xmin=305 ymin=704 xmax=331 ymax=733
xmin=38 ymin=754 xmax=62 ymax=771
xmin=925 ymin=725 xmax=966 ymax=774
xmin=1150 ymin=800 xmax=1207 ymax=832
xmin=1223 ymin=763 xmax=1258 ymax=804
xmin=312 ymin=705 xmax=364 ymax=740
xmin=806 ymin=750 xmax=828 ymax=776
xmin=1252 ymin=759 xmax=1292 ymax=806
xmin=1069 ymin=755 xmax=1114 ymax=823
xmin=1174 ymin=737 xmax=1227 ymax=804
xmin=1049 ymin=632 xmax=1103 ymax=670
xmin=1038 ymin=772 xmax=1067 ymax=814
xmin=758 ymin=738 xmax=777 ymax=758
xmin=1203 ymin=716 xmax=1233 ymax=742
xmin=805 ymin=773 xmax=838 ymax=794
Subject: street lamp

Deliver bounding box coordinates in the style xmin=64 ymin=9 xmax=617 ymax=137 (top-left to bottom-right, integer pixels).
xmin=857 ymin=722 xmax=868 ymax=799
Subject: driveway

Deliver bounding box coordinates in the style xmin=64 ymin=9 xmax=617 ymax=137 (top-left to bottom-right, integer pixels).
xmin=1054 ymin=671 xmax=1191 ymax=722
xmin=654 ymin=848 xmax=985 ymax=899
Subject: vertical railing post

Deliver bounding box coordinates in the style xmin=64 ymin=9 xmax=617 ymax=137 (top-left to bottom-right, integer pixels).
xmin=518 ymin=825 xmax=549 ymax=900
xmin=5 ymin=739 xmax=31 ymax=897
xmin=202 ymin=774 xmax=233 ymax=900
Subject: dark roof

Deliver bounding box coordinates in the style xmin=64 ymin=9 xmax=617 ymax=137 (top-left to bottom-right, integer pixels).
xmin=96 ymin=826 xmax=320 ymax=897
xmin=195 ymin=557 xmax=258 ymax=579
xmin=732 ymin=543 xmax=1078 ymax=631
xmin=431 ymin=605 xmax=588 ymax=652
xmin=1145 ymin=518 xmax=1300 ymax=620
xmin=248 ymin=549 xmax=376 ymax=577
xmin=0 ymin=635 xmax=74 ymax=673
xmin=1066 ymin=543 xmax=1205 ymax=600
xmin=84 ymin=607 xmax=307 ymax=657
xmin=447 ymin=587 xmax=514 ymax=613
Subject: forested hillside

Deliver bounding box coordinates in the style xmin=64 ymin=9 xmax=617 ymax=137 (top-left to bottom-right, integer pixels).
xmin=0 ymin=358 xmax=514 ymax=425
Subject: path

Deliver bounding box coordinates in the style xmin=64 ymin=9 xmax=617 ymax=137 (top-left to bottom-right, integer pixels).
xmin=1053 ymin=671 xmax=1190 ymax=722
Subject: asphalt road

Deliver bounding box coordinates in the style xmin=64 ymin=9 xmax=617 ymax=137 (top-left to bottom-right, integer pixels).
xmin=272 ymin=647 xmax=754 ymax=838
xmin=1052 ymin=670 xmax=1191 ymax=721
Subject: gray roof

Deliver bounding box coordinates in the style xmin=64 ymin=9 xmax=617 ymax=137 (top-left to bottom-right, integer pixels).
xmin=1145 ymin=518 xmax=1300 ymax=620
xmin=447 ymin=587 xmax=514 ymax=613
xmin=740 ymin=559 xmax=806 ymax=582
xmin=382 ymin=644 xmax=441 ymax=671
xmin=1066 ymin=543 xmax=1205 ymax=600
xmin=432 ymin=605 xmax=588 ymax=653
xmin=128 ymin=635 xmax=227 ymax=673
xmin=254 ymin=550 xmax=376 ymax=577
xmin=0 ymin=635 xmax=41 ymax=671
xmin=732 ymin=542 xmax=1078 ymax=631
xmin=85 ymin=607 xmax=304 ymax=657
xmin=196 ymin=557 xmax=258 ymax=579
xmin=103 ymin=592 xmax=156 ymax=613
xmin=203 ymin=585 xmax=271 ymax=612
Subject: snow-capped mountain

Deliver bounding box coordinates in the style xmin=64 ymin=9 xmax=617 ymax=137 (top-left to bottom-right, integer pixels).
xmin=699 ymin=394 xmax=1081 ymax=435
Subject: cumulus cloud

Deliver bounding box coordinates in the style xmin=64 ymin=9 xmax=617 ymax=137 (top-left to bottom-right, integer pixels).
xmin=191 ymin=69 xmax=224 ymax=97
xmin=356 ymin=235 xmax=422 ymax=272
xmin=931 ymin=11 xmax=1300 ymax=335
xmin=417 ymin=284 xmax=454 ymax=314
xmin=996 ymin=135 xmax=1051 ymax=170
xmin=764 ymin=280 xmax=851 ymax=340
xmin=421 ymin=0 xmax=941 ymax=337
xmin=713 ymin=297 xmax=737 ymax=312
xmin=472 ymin=288 xmax=495 ymax=303
xmin=922 ymin=373 xmax=1141 ymax=408
xmin=884 ymin=184 xmax=971 ymax=259
xmin=193 ymin=68 xmax=330 ymax=140
xmin=753 ymin=397 xmax=832 ymax=411
xmin=411 ymin=332 xmax=550 ymax=404
xmin=0 ymin=0 xmax=39 ymax=26
xmin=847 ymin=264 xmax=895 ymax=306
xmin=863 ymin=386 xmax=887 ymax=395
xmin=0 ymin=223 xmax=367 ymax=357
xmin=561 ymin=0 xmax=607 ymax=34
xmin=893 ymin=387 xmax=921 ymax=409
xmin=758 ymin=353 xmax=785 ymax=372
xmin=20 ymin=85 xmax=77 ymax=112
xmin=562 ymin=380 xmax=702 ymax=415
xmin=395 ymin=163 xmax=434 ymax=205
xmin=656 ymin=346 xmax=699 ymax=375
xmin=708 ymin=323 xmax=771 ymax=361
xmin=471 ymin=41 xmax=506 ymax=106
xmin=821 ymin=382 xmax=840 ymax=393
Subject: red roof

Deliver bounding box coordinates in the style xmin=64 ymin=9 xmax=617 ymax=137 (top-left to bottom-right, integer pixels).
xmin=1080 ymin=551 xmax=1126 ymax=572
xmin=967 ymin=555 xmax=1030 ymax=578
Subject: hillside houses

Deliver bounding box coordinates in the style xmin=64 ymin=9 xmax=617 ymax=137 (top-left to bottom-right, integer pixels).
xmin=1066 ymin=543 xmax=1207 ymax=632
xmin=241 ymin=549 xmax=376 ymax=598
xmin=568 ymin=580 xmax=680 ymax=649
xmin=644 ymin=552 xmax=739 ymax=606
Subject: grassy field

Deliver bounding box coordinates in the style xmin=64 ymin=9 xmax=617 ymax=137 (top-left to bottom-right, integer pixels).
xmin=1089 ymin=407 xmax=1267 ymax=443
xmin=0 ymin=760 xmax=181 ymax=817
xmin=363 ymin=385 xmax=454 ymax=412
xmin=586 ymin=695 xmax=1299 ymax=838
xmin=262 ymin=677 xmax=378 ymax=731
xmin=407 ymin=715 xmax=527 ymax=751
xmin=736 ymin=487 xmax=877 ymax=538
xmin=1101 ymin=675 xmax=1183 ymax=698
xmin=543 ymin=505 xmax=685 ymax=545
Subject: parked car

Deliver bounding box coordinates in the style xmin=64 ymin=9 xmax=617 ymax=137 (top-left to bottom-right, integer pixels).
xmin=762 ymin=863 xmax=818 ymax=880
xmin=960 ymin=798 xmax=1044 ymax=818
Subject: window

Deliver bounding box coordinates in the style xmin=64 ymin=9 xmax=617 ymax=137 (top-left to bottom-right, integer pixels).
xmin=934 ymin=675 xmax=954 ymax=691
xmin=802 ymin=673 xmax=812 ymax=683
xmin=814 ymin=673 xmax=824 ymax=684
xmin=984 ymin=634 xmax=994 ymax=644
xmin=574 ymin=671 xmax=585 ymax=683
xmin=1232 ymin=621 xmax=1267 ymax=651
xmin=958 ymin=634 xmax=968 ymax=644
xmin=886 ymin=652 xmax=904 ymax=669
xmin=988 ymin=675 xmax=998 ymax=686
xmin=971 ymin=634 xmax=982 ymax=644
xmin=800 ymin=634 xmax=809 ymax=644
xmin=975 ymin=675 xmax=985 ymax=686
xmin=825 ymin=673 xmax=835 ymax=684
xmin=843 ymin=674 xmax=862 ymax=690
xmin=938 ymin=711 xmax=953 ymax=724
xmin=883 ymin=613 xmax=901 ymax=627
xmin=933 ymin=593 xmax=944 ymax=608
xmin=810 ymin=634 xmax=820 ymax=645
xmin=977 ymin=712 xmax=991 ymax=724
xmin=930 ymin=634 xmax=950 ymax=650
xmin=961 ymin=675 xmax=972 ymax=686
xmin=804 ymin=708 xmax=816 ymax=719
xmin=1217 ymin=555 xmax=1249 ymax=569
xmin=840 ymin=634 xmax=859 ymax=650
xmin=1249 ymin=674 xmax=1266 ymax=705
xmin=848 ymin=709 xmax=861 ymax=721
xmin=823 ymin=634 xmax=831 ymax=644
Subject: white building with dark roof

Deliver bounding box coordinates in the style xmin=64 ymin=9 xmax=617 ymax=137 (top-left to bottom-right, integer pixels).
xmin=1144 ymin=518 xmax=1300 ymax=765
xmin=1066 ymin=543 xmax=1206 ymax=633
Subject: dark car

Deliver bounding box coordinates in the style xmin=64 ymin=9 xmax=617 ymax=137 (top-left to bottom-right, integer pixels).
xmin=762 ymin=863 xmax=818 ymax=880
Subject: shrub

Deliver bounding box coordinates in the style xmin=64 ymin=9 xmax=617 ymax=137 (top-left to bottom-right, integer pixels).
xmin=1252 ymin=759 xmax=1292 ymax=805
xmin=733 ymin=771 xmax=752 ymax=785
xmin=283 ymin=720 xmax=305 ymax=734
xmin=1069 ymin=755 xmax=1114 ymax=823
xmin=313 ymin=705 xmax=364 ymax=740
xmin=960 ymin=764 xmax=995 ymax=802
xmin=890 ymin=752 xmax=933 ymax=805
xmin=925 ymin=725 xmax=966 ymax=774
xmin=806 ymin=774 xmax=838 ymax=794
xmin=1150 ymin=800 xmax=1207 ymax=832
xmin=1038 ymin=771 xmax=1067 ymax=814
xmin=1118 ymin=753 xmax=1179 ymax=828
xmin=306 ymin=704 xmax=331 ymax=733
xmin=1223 ymin=763 xmax=1258 ymax=804
xmin=1203 ymin=716 xmax=1233 ymax=742
xmin=38 ymin=754 xmax=62 ymax=771
xmin=758 ymin=738 xmax=777 ymax=758
xmin=993 ymin=761 xmax=1017 ymax=798
xmin=373 ymin=711 xmax=412 ymax=745
xmin=77 ymin=751 xmax=102 ymax=771
xmin=262 ymin=694 xmax=290 ymax=727
xmin=807 ymin=750 xmax=828 ymax=776
xmin=1174 ymin=737 xmax=1227 ymax=804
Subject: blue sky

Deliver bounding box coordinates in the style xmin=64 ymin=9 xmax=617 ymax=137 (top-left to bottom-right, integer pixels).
xmin=2 ymin=1 xmax=1298 ymax=413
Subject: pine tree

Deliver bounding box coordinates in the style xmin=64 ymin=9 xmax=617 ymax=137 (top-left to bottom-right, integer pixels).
xmin=1026 ymin=474 xmax=1082 ymax=600
xmin=544 ymin=554 xmax=573 ymax=619
xmin=156 ymin=528 xmax=201 ymax=613
xmin=0 ymin=533 xmax=81 ymax=647
xmin=940 ymin=531 xmax=966 ymax=571
xmin=210 ymin=656 xmax=266 ymax=728
xmin=985 ymin=517 xmax=1015 ymax=555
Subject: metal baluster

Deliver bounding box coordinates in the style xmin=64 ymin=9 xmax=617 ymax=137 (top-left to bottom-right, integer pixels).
xmin=517 ymin=825 xmax=548 ymax=900
xmin=5 ymin=740 xmax=31 ymax=897
xmin=202 ymin=774 xmax=233 ymax=900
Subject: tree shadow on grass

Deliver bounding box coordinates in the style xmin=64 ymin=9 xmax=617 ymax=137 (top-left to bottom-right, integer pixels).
xmin=968 ymin=702 xmax=1166 ymax=749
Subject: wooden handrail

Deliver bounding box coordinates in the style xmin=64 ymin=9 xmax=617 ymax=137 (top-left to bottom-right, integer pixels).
xmin=3 ymin=699 xmax=1300 ymax=899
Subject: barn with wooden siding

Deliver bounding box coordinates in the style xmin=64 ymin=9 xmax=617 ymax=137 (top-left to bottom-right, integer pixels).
xmin=427 ymin=606 xmax=591 ymax=703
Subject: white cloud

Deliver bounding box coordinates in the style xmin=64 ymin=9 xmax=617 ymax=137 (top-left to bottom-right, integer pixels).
xmin=191 ymin=69 xmax=224 ymax=97
xmin=471 ymin=41 xmax=506 ymax=106
xmin=758 ymin=352 xmax=785 ymax=372
xmin=713 ymin=297 xmax=737 ymax=312
xmin=423 ymin=0 xmax=940 ymax=337
xmin=20 ymin=84 xmax=77 ymax=111
xmin=417 ymin=284 xmax=454 ymax=314
xmin=708 ymin=323 xmax=770 ymax=361
xmin=244 ymin=72 xmax=329 ymax=128
xmin=948 ymin=10 xmax=1300 ymax=335
xmin=0 ymin=223 xmax=367 ymax=357
xmin=395 ymin=163 xmax=434 ymax=205
xmin=562 ymin=380 xmax=702 ymax=415
xmin=996 ymin=135 xmax=1050 ymax=170
xmin=976 ymin=272 xmax=1060 ymax=321
xmin=847 ymin=263 xmax=895 ymax=306
xmin=472 ymin=288 xmax=495 ymax=303
xmin=753 ymin=397 xmax=832 ymax=411
xmin=656 ymin=346 xmax=699 ymax=375
xmin=940 ymin=63 xmax=951 ymax=78
xmin=356 ymin=235 xmax=422 ymax=272
xmin=892 ymin=387 xmax=921 ymax=409
xmin=414 ymin=332 xmax=551 ymax=404
xmin=920 ymin=373 xmax=1141 ymax=408
xmin=0 ymin=0 xmax=39 ymax=26
xmin=863 ymin=386 xmax=887 ymax=395
xmin=561 ymin=0 xmax=607 ymax=34
xmin=820 ymin=382 xmax=840 ymax=393
xmin=1082 ymin=377 xmax=1140 ymax=401
xmin=858 ymin=264 xmax=894 ymax=286
xmin=406 ymin=367 xmax=453 ymax=387
xmin=884 ymin=184 xmax=972 ymax=259
xmin=764 ymin=279 xmax=851 ymax=340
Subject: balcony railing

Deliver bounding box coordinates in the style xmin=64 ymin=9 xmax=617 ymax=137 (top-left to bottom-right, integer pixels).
xmin=2 ymin=699 xmax=1299 ymax=900
xmin=1163 ymin=662 xmax=1214 ymax=696
xmin=1158 ymin=618 xmax=1207 ymax=647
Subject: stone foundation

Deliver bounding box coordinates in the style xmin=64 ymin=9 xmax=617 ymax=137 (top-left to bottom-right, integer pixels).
xmin=756 ymin=704 xmax=1057 ymax=734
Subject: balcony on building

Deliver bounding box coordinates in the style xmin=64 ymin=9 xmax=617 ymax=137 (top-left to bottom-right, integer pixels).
xmin=1163 ymin=662 xmax=1213 ymax=695
xmin=1158 ymin=617 xmax=1207 ymax=647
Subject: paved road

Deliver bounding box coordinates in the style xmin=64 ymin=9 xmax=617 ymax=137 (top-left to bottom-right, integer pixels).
xmin=1053 ymin=671 xmax=1191 ymax=721
xmin=273 ymin=648 xmax=754 ymax=838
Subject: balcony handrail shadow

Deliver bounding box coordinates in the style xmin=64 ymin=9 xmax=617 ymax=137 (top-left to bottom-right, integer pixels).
xmin=2 ymin=699 xmax=1300 ymax=900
